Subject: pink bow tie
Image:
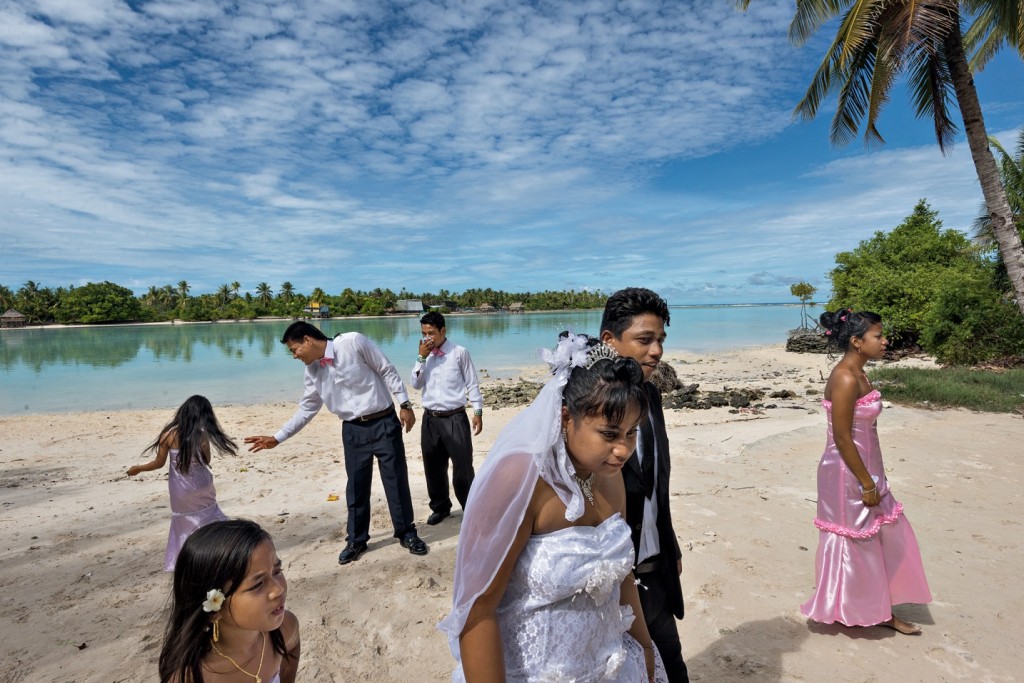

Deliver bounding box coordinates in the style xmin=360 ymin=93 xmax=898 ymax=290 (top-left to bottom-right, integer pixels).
xmin=431 ymin=347 xmax=445 ymax=357
xmin=319 ymin=357 xmax=333 ymax=367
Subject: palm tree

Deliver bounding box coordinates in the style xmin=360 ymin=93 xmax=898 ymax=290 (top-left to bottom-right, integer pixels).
xmin=0 ymin=284 xmax=15 ymax=311
xmin=279 ymin=282 xmax=295 ymax=302
xmin=972 ymin=130 xmax=1024 ymax=248
xmin=177 ymin=280 xmax=190 ymax=300
xmin=216 ymin=284 xmax=232 ymax=307
xmin=256 ymin=282 xmax=273 ymax=307
xmin=735 ymin=0 xmax=1024 ymax=314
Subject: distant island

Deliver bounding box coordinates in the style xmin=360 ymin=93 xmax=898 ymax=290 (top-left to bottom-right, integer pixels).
xmin=0 ymin=280 xmax=611 ymax=326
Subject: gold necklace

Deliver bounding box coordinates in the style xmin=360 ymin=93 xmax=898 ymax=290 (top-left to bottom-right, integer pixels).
xmin=211 ymin=630 xmax=266 ymax=683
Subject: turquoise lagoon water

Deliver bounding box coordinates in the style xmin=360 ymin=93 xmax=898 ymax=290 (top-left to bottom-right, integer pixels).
xmin=0 ymin=306 xmax=801 ymax=415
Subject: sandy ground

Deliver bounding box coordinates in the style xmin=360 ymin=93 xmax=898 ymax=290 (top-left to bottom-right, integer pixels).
xmin=1 ymin=345 xmax=1020 ymax=682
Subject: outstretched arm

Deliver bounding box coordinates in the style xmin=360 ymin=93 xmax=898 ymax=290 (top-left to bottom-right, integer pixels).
xmin=126 ymin=438 xmax=169 ymax=476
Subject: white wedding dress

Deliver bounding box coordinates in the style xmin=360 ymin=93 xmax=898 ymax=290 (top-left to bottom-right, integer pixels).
xmin=453 ymin=513 xmax=667 ymax=683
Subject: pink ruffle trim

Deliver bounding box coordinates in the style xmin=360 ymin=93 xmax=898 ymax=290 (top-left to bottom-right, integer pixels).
xmin=813 ymin=501 xmax=904 ymax=539
xmin=821 ymin=389 xmax=881 ymax=411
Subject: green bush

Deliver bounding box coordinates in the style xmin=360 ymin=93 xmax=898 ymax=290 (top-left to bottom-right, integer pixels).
xmin=920 ymin=270 xmax=1024 ymax=364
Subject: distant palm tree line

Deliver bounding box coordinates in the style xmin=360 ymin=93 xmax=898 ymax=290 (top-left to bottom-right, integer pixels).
xmin=0 ymin=280 xmax=609 ymax=325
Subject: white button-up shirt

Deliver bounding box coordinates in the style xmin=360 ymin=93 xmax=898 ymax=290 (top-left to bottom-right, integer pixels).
xmin=636 ymin=418 xmax=661 ymax=563
xmin=410 ymin=339 xmax=484 ymax=412
xmin=274 ymin=332 xmax=410 ymax=443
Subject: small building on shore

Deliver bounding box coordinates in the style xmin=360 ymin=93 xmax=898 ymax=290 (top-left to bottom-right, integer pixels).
xmin=509 ymin=302 xmax=525 ymax=314
xmin=303 ymin=302 xmax=330 ymax=318
xmin=478 ymin=303 xmax=496 ymax=313
xmin=395 ymin=299 xmax=425 ymax=314
xmin=1 ymin=309 xmax=27 ymax=328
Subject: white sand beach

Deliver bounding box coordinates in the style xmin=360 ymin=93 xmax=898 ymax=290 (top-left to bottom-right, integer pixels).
xmin=1 ymin=345 xmax=1020 ymax=682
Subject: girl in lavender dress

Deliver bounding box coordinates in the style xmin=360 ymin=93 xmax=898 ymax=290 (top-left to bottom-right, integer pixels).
xmin=801 ymin=310 xmax=932 ymax=635
xmin=127 ymin=395 xmax=236 ymax=571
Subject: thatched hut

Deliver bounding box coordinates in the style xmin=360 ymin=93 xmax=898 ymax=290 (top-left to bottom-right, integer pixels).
xmin=1 ymin=309 xmax=27 ymax=328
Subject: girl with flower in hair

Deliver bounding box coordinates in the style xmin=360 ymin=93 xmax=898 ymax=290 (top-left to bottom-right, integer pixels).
xmin=440 ymin=333 xmax=668 ymax=682
xmin=127 ymin=395 xmax=236 ymax=572
xmin=801 ymin=310 xmax=931 ymax=634
xmin=159 ymin=519 xmax=300 ymax=683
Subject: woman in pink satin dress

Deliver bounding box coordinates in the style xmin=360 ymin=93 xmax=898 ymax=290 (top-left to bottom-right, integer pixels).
xmin=800 ymin=310 xmax=931 ymax=635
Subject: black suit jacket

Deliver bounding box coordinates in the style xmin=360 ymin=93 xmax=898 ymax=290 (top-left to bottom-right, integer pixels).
xmin=624 ymin=381 xmax=684 ymax=619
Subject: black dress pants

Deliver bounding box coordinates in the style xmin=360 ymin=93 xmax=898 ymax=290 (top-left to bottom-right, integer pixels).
xmin=638 ymin=565 xmax=689 ymax=683
xmin=341 ymin=411 xmax=416 ymax=544
xmin=421 ymin=411 xmax=475 ymax=513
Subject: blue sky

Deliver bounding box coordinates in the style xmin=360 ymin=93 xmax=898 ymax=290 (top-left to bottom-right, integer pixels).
xmin=1 ymin=0 xmax=1021 ymax=305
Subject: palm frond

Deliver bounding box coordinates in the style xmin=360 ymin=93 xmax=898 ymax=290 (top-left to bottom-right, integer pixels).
xmin=906 ymin=43 xmax=958 ymax=153
xmin=830 ymin=39 xmax=880 ymax=146
xmin=788 ymin=0 xmax=852 ymax=46
xmin=963 ymin=0 xmax=1024 ymax=66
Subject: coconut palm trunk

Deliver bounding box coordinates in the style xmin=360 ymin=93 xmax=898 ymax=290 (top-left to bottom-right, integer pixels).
xmin=944 ymin=21 xmax=1024 ymax=314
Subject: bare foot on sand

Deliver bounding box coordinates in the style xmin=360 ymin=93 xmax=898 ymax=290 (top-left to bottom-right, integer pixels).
xmin=880 ymin=617 xmax=922 ymax=635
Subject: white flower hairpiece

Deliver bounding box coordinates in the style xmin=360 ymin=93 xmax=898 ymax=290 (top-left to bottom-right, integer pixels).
xmin=202 ymin=588 xmax=225 ymax=612
xmin=539 ymin=332 xmax=618 ymax=378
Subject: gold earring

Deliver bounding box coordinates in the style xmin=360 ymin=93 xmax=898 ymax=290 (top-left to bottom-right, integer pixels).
xmin=212 ymin=619 xmax=220 ymax=643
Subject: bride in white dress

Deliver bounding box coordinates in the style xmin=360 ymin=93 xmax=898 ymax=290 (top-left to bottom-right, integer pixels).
xmin=439 ymin=333 xmax=668 ymax=682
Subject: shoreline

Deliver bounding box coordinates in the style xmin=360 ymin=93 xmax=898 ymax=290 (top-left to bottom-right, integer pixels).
xmin=3 ymin=345 xmax=1017 ymax=681
xmin=2 ymin=303 xmax=801 ymax=333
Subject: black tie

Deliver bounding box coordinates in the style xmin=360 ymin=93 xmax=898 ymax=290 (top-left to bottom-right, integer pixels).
xmin=640 ymin=416 xmax=655 ymax=499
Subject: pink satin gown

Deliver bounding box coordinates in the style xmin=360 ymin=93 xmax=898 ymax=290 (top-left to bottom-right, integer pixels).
xmin=800 ymin=390 xmax=932 ymax=626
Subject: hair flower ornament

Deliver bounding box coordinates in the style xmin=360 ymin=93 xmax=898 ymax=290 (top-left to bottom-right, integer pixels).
xmin=202 ymin=588 xmax=225 ymax=612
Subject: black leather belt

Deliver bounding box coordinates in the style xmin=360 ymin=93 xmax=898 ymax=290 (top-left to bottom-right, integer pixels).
xmin=425 ymin=407 xmax=465 ymax=418
xmin=346 ymin=407 xmax=393 ymax=423
xmin=634 ymin=558 xmax=662 ymax=575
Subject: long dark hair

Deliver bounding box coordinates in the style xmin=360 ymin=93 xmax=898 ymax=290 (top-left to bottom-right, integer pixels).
xmin=159 ymin=520 xmax=290 ymax=683
xmin=563 ymin=340 xmax=649 ymax=426
xmin=145 ymin=395 xmax=237 ymax=475
xmin=820 ymin=308 xmax=883 ymax=358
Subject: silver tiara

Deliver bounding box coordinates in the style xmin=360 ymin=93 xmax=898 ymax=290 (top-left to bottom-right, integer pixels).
xmin=580 ymin=342 xmax=619 ymax=369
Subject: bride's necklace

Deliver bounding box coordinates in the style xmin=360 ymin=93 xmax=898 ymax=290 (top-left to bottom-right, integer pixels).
xmin=211 ymin=631 xmax=266 ymax=683
xmin=572 ymin=471 xmax=596 ymax=505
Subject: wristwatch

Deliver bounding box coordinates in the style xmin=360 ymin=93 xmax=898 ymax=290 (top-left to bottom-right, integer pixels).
xmin=400 ymin=401 xmax=412 ymax=410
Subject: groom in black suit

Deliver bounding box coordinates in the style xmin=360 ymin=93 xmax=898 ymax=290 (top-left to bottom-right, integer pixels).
xmin=601 ymin=287 xmax=688 ymax=683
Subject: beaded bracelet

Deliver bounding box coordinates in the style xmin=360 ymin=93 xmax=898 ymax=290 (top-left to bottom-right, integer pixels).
xmin=473 ymin=409 xmax=483 ymax=416
xmin=416 ymin=355 xmax=427 ymax=363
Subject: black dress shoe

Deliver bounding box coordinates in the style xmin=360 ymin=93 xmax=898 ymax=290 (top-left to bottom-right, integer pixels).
xmin=400 ymin=533 xmax=428 ymax=556
xmin=427 ymin=510 xmax=451 ymax=526
xmin=338 ymin=542 xmax=367 ymax=565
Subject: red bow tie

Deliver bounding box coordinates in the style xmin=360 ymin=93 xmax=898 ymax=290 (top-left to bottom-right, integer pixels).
xmin=431 ymin=347 xmax=445 ymax=357
xmin=319 ymin=357 xmax=333 ymax=367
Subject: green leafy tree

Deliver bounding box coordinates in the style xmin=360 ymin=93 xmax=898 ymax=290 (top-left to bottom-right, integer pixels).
xmin=734 ymin=0 xmax=1024 ymax=314
xmin=278 ymin=282 xmax=295 ymax=303
xmin=789 ymin=282 xmax=818 ymax=329
xmin=55 ymin=281 xmax=143 ymax=324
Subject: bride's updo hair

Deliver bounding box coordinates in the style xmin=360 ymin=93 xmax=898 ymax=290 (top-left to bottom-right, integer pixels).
xmin=820 ymin=308 xmax=882 ymax=355
xmin=562 ymin=338 xmax=648 ymax=426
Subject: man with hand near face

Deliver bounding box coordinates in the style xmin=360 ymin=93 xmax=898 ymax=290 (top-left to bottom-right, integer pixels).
xmin=245 ymin=321 xmax=427 ymax=565
xmin=410 ymin=311 xmax=483 ymax=526
xmin=600 ymin=287 xmax=688 ymax=683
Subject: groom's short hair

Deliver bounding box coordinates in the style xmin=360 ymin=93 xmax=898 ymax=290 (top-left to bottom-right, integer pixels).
xmin=600 ymin=287 xmax=670 ymax=338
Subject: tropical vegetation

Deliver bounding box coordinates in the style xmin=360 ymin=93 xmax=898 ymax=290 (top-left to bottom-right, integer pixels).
xmin=829 ymin=200 xmax=1024 ymax=364
xmin=0 ymin=280 xmax=609 ymax=325
xmin=735 ymin=0 xmax=1024 ymax=315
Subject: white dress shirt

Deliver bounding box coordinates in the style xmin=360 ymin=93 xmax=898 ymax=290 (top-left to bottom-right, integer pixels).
xmin=410 ymin=339 xmax=484 ymax=412
xmin=274 ymin=332 xmax=410 ymax=443
xmin=636 ymin=417 xmax=661 ymax=563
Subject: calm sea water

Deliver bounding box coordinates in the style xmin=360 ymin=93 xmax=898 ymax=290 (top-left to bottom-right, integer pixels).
xmin=0 ymin=306 xmax=801 ymax=415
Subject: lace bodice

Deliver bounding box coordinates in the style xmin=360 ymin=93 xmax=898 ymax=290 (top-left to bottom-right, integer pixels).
xmin=495 ymin=514 xmax=639 ymax=682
